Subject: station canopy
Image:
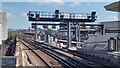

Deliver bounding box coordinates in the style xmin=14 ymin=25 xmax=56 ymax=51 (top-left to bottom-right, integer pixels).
xmin=104 ymin=1 xmax=120 ymax=12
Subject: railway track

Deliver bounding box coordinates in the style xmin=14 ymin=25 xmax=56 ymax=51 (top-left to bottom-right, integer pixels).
xmin=33 ymin=41 xmax=114 ymax=67
xmin=16 ymin=33 xmax=119 ymax=68
xmin=19 ymin=39 xmax=62 ymax=68
xmin=40 ymin=42 xmax=115 ymax=67
xmin=37 ymin=44 xmax=103 ymax=67
xmin=44 ymin=43 xmax=115 ymax=67
xmin=20 ymin=37 xmax=108 ymax=68
xmin=20 ymin=38 xmax=95 ymax=68
xmin=18 ymin=33 xmax=117 ymax=68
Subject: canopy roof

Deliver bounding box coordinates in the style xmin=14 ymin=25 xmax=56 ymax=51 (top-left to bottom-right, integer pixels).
xmin=104 ymin=1 xmax=120 ymax=12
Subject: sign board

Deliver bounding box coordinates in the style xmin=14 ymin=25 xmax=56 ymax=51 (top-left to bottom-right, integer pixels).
xmin=2 ymin=57 xmax=16 ymax=68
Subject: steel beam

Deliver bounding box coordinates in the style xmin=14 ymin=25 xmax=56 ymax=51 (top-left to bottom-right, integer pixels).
xmin=29 ymin=18 xmax=95 ymax=22
xmin=31 ymin=23 xmax=104 ymax=26
xmin=66 ymin=22 xmax=71 ymax=49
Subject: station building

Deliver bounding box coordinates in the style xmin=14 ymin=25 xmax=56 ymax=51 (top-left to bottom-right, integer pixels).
xmin=103 ymin=1 xmax=120 ymax=51
xmin=104 ymin=1 xmax=120 ymax=37
xmin=79 ymin=1 xmax=120 ymax=52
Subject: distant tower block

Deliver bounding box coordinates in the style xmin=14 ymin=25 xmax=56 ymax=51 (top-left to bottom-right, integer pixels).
xmin=0 ymin=24 xmax=2 ymax=44
xmin=0 ymin=13 xmax=8 ymax=40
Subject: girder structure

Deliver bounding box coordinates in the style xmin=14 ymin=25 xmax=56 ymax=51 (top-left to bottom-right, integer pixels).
xmin=27 ymin=10 xmax=97 ymax=49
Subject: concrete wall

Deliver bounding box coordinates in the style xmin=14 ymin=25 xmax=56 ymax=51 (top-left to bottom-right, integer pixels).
xmin=0 ymin=13 xmax=8 ymax=41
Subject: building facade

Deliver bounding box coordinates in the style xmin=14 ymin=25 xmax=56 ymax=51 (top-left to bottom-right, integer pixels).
xmin=0 ymin=12 xmax=8 ymax=43
xmin=101 ymin=21 xmax=120 ymax=34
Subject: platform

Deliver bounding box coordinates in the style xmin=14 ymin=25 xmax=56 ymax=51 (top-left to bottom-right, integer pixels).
xmin=77 ymin=49 xmax=120 ymax=66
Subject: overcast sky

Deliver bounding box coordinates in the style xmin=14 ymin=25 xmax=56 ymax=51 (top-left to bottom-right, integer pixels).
xmin=1 ymin=0 xmax=119 ymax=29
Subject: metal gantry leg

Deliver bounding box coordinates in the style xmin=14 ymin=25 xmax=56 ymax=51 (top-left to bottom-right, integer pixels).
xmin=75 ymin=26 xmax=77 ymax=41
xmin=116 ymin=35 xmax=120 ymax=52
xmin=67 ymin=22 xmax=71 ymax=49
xmin=101 ymin=25 xmax=104 ymax=35
xmin=78 ymin=23 xmax=81 ymax=47
xmin=77 ymin=23 xmax=81 ymax=48
xmin=75 ymin=23 xmax=79 ymax=47
xmin=35 ymin=24 xmax=37 ymax=41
